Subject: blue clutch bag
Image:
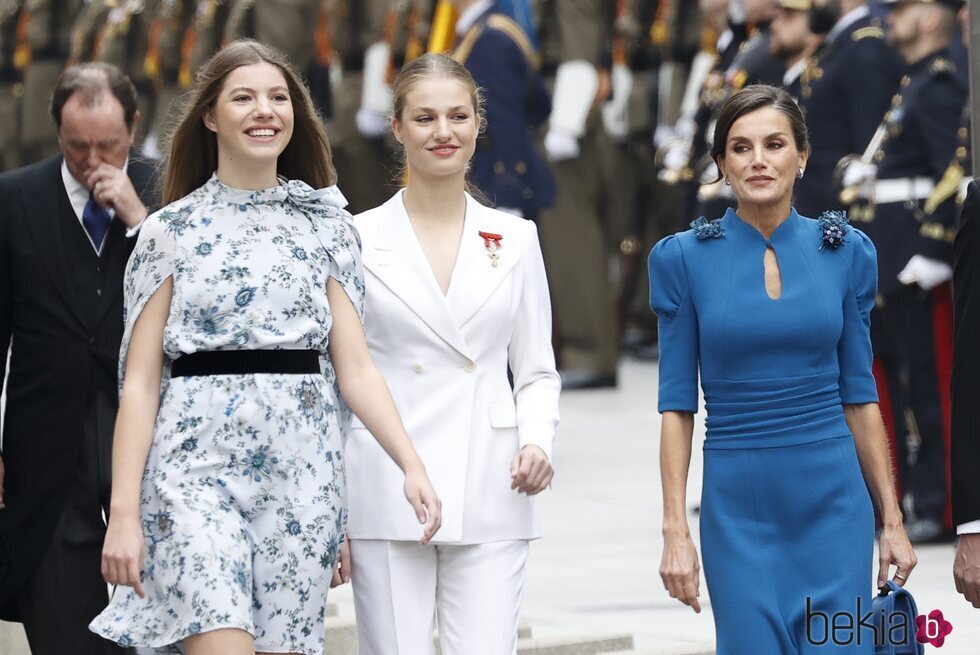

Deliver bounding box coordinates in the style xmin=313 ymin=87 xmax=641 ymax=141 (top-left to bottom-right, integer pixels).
xmin=872 ymin=581 xmax=923 ymax=655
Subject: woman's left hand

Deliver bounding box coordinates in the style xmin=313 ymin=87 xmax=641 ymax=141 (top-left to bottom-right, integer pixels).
xmin=330 ymin=537 xmax=351 ymax=588
xmin=878 ymin=522 xmax=917 ymax=588
xmin=511 ymin=445 xmax=553 ymax=495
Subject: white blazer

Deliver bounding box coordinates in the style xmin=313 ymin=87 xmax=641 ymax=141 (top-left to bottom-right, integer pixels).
xmin=345 ymin=190 xmax=561 ymax=544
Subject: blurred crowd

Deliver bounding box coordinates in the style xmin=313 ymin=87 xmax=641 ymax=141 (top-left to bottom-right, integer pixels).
xmin=0 ymin=0 xmax=970 ymax=542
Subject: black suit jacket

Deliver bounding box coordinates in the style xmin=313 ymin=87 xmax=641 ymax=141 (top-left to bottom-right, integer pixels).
xmin=0 ymin=154 xmax=159 ymax=619
xmin=952 ymin=179 xmax=980 ymax=526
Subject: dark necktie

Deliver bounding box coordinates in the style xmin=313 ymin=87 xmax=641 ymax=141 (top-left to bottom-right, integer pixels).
xmin=82 ymin=192 xmax=111 ymax=251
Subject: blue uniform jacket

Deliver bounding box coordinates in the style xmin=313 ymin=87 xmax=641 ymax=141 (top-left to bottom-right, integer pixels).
xmin=454 ymin=5 xmax=556 ymax=218
xmin=797 ymin=15 xmax=903 ymax=218
xmin=866 ymin=49 xmax=967 ymax=297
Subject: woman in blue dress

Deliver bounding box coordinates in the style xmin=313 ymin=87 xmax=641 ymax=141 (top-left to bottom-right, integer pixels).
xmin=651 ymin=85 xmax=917 ymax=654
xmin=88 ymin=41 xmax=441 ymax=655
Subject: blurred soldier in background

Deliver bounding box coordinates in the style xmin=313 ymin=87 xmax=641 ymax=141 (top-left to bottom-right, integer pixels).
xmin=450 ymin=0 xmax=555 ymax=219
xmin=18 ymin=0 xmax=83 ymax=163
xmin=841 ymin=0 xmax=965 ymax=543
xmin=0 ymin=0 xmax=23 ymax=170
xmin=537 ymin=0 xmax=619 ymax=389
xmin=770 ymin=0 xmax=822 ymax=99
xmin=795 ymin=0 xmax=902 ymax=217
xmin=328 ymin=0 xmax=401 ymax=213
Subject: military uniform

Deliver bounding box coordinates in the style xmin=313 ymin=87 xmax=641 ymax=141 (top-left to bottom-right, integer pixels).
xmin=537 ymin=0 xmax=619 ymax=386
xmin=327 ymin=0 xmax=400 ymax=213
xmin=796 ymin=6 xmax=903 ymax=217
xmin=19 ymin=0 xmax=83 ymax=163
xmin=0 ymin=0 xmax=23 ymax=171
xmin=144 ymin=0 xmax=195 ymax=157
xmin=453 ymin=3 xmax=555 ymax=218
xmin=857 ymin=47 xmax=966 ymax=537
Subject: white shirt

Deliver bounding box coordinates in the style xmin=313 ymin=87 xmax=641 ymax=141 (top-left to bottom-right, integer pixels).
xmin=456 ymin=0 xmax=493 ymax=36
xmin=60 ymin=158 xmax=128 ymax=254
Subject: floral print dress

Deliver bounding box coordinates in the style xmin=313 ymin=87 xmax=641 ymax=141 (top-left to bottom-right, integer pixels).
xmin=89 ymin=174 xmax=364 ymax=655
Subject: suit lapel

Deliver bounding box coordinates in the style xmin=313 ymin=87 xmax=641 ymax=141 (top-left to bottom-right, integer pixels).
xmin=446 ymin=195 xmax=520 ymax=328
xmin=365 ymin=192 xmax=473 ymax=359
xmin=22 ymin=157 xmax=89 ymax=328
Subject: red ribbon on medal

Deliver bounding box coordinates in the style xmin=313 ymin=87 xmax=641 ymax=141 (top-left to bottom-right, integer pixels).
xmin=478 ymin=231 xmax=503 ymax=267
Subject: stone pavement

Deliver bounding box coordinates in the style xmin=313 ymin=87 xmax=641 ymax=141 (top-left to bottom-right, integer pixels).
xmin=3 ymin=358 xmax=978 ymax=653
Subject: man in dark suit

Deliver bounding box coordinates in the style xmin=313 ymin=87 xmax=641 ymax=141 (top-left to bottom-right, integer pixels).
xmin=0 ymin=62 xmax=158 ymax=653
xmin=952 ymin=179 xmax=980 ymax=608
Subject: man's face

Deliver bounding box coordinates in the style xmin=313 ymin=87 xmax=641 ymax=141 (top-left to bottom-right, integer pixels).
xmin=771 ymin=9 xmax=813 ymax=59
xmin=886 ymin=3 xmax=925 ymax=52
xmin=743 ymin=0 xmax=779 ymax=23
xmin=58 ymin=91 xmax=135 ymax=189
xmin=809 ymin=0 xmax=842 ymax=34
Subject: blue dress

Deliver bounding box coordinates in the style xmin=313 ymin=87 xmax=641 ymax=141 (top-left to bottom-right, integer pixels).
xmin=649 ymin=208 xmax=877 ymax=654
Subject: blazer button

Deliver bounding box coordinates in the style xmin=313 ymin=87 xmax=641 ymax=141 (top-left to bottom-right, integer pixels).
xmin=463 ymin=362 xmax=476 ymax=373
xmin=413 ymin=363 xmax=424 ymax=373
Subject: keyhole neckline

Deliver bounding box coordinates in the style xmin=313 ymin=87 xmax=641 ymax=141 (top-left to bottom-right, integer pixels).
xmin=726 ymin=206 xmax=800 ymax=244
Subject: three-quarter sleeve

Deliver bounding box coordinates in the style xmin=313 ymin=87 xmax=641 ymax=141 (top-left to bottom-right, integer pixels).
xmin=837 ymin=228 xmax=879 ymax=404
xmin=648 ymin=235 xmax=699 ymax=413
xmin=119 ymin=212 xmax=179 ymax=391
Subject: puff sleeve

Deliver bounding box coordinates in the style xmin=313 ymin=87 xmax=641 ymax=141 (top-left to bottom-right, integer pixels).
xmin=119 ymin=210 xmax=179 ymax=391
xmin=648 ymin=236 xmax=699 ymax=413
xmin=837 ymin=228 xmax=879 ymax=404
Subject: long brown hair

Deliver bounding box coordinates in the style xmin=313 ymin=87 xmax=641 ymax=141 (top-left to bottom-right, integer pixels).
xmin=161 ymin=39 xmax=336 ymax=204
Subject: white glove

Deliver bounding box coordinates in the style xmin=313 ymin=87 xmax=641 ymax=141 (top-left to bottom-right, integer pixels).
xmin=897 ymin=254 xmax=953 ymax=291
xmin=601 ymin=63 xmax=633 ymax=140
xmin=356 ymin=107 xmax=389 ymax=139
xmin=653 ymin=124 xmax=675 ymax=149
xmin=842 ymin=161 xmax=878 ymax=189
xmin=544 ymin=128 xmax=580 ymax=162
xmin=662 ymin=141 xmax=690 ymax=173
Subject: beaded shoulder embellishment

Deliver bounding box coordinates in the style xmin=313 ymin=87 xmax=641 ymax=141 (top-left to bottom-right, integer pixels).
xmin=817 ymin=211 xmax=850 ymax=251
xmin=690 ymin=216 xmax=725 ymax=240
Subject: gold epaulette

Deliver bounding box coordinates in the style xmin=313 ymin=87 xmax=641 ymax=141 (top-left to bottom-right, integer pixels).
xmin=852 ymin=26 xmax=884 ymax=41
xmin=924 ymin=162 xmax=965 ymax=215
xmin=486 ymin=14 xmax=540 ymax=70
xmin=929 ymin=58 xmax=956 ymax=75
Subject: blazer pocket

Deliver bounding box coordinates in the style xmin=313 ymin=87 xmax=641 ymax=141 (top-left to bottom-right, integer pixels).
xmin=488 ymin=403 xmax=518 ymax=429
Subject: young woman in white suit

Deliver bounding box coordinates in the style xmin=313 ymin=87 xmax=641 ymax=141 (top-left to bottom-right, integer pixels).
xmin=341 ymin=53 xmax=561 ymax=655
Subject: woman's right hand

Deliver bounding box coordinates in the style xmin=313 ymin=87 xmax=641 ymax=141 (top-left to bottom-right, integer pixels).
xmin=660 ymin=532 xmax=702 ymax=613
xmin=404 ymin=466 xmax=442 ymax=544
xmin=101 ymin=515 xmax=146 ymax=598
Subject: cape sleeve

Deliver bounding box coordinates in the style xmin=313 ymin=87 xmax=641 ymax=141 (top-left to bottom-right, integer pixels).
xmin=118 ymin=211 xmax=179 ymax=392
xmin=648 ymin=235 xmax=700 ymax=413
xmin=310 ymin=208 xmax=365 ymax=324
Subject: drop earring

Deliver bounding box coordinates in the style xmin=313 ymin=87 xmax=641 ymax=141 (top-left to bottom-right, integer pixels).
xmin=724 ymin=176 xmax=731 ymax=186
xmin=798 ymin=168 xmax=805 ymax=180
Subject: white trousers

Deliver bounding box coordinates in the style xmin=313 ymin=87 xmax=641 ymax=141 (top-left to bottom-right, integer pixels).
xmin=349 ymin=539 xmax=529 ymax=655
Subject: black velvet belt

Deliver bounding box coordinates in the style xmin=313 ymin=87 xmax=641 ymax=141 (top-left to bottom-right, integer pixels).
xmin=170 ymin=350 xmax=320 ymax=377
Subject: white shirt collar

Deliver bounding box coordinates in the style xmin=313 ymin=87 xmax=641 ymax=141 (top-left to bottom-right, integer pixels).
xmin=456 ymin=0 xmax=494 ymax=36
xmin=827 ymin=5 xmax=870 ymax=45
xmin=783 ymin=58 xmax=807 ymax=87
xmin=61 ymin=156 xmax=129 ymax=252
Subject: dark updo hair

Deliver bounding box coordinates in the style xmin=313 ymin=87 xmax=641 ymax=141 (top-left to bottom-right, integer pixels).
xmin=711 ymin=84 xmax=810 ymax=164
